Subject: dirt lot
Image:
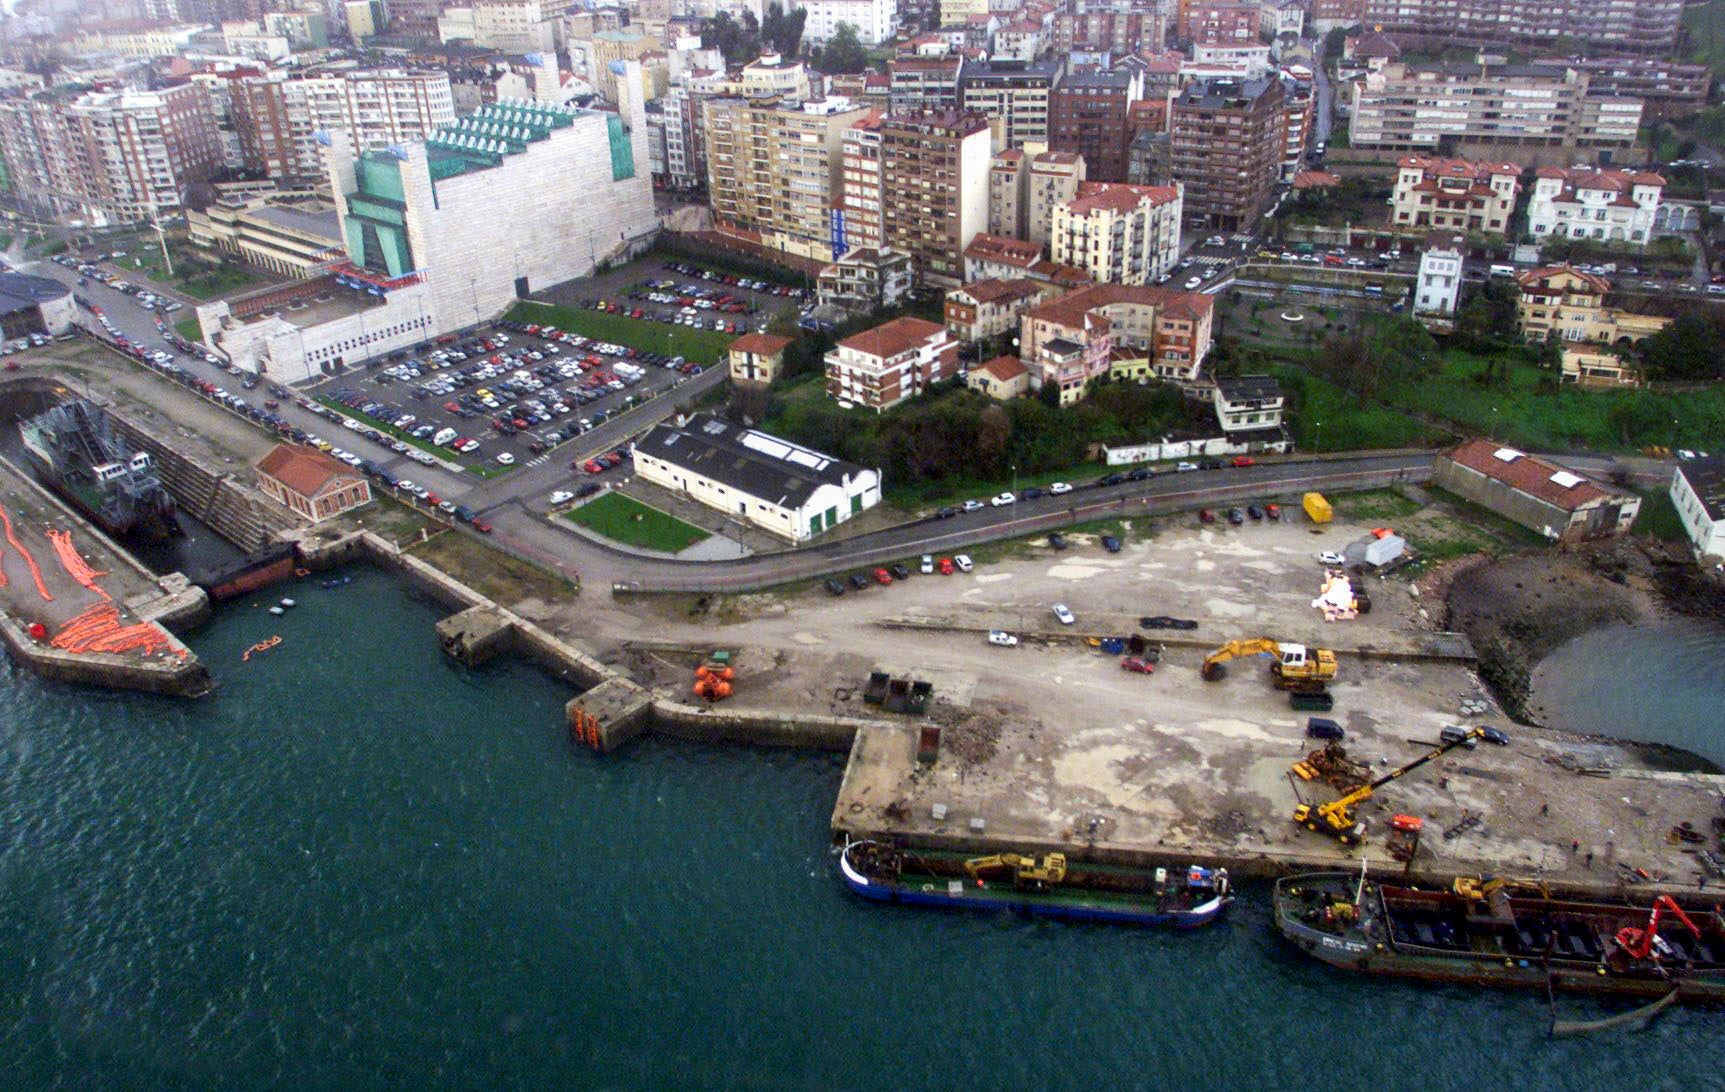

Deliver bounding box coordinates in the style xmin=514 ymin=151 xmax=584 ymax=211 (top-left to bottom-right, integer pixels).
xmin=580 ymin=505 xmax=1725 ymax=891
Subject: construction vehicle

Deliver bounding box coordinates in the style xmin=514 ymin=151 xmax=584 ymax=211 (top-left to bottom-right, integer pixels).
xmin=964 ymin=852 xmax=1068 ymax=891
xmin=1612 ymin=895 xmax=1703 ymax=966
xmin=1202 ymin=638 xmax=1338 ymax=692
xmin=1386 ymin=815 xmax=1423 ymax=863
xmin=1292 ymin=727 xmax=1484 ymax=845
xmin=1451 ymin=874 xmax=1549 ymax=904
xmin=1292 ymin=741 xmax=1371 ymax=790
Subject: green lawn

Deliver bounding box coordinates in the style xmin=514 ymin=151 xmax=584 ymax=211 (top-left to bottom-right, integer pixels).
xmin=174 ymin=318 xmax=202 ymax=344
xmin=506 ymin=300 xmax=735 ymax=363
xmin=1270 ymin=366 xmax=1445 ymax=452
xmin=563 ymin=491 xmax=710 ymax=552
xmin=128 ymin=240 xmax=267 ymax=300
xmin=1685 ymin=0 xmax=1725 ymax=68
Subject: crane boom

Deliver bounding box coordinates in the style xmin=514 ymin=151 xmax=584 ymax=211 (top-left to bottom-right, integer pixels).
xmin=1293 ymin=727 xmax=1485 ymax=845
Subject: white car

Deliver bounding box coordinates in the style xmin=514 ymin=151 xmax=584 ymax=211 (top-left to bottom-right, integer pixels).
xmin=920 ymin=554 xmax=934 ymax=575
xmin=1318 ymin=551 xmax=1347 ymax=566
xmin=987 ymin=630 xmax=1019 ymax=647
xmin=1183 ymin=276 xmax=1203 ymax=290
xmin=1049 ymin=482 xmax=1073 ymax=495
xmin=961 ymin=499 xmax=984 ymax=513
xmin=496 ymin=452 xmax=516 ymax=465
xmin=990 ymin=492 xmax=1016 ymax=507
xmin=550 ymin=490 xmax=574 ymax=505
xmin=953 ymin=554 xmax=974 ymax=573
xmin=1052 ymin=604 xmax=1075 ymax=626
xmin=1176 ymin=461 xmax=1198 ymax=472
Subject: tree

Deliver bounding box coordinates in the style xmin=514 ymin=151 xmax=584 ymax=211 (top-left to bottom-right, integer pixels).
xmin=760 ymin=3 xmax=806 ymax=56
xmin=701 ymin=11 xmax=759 ymax=66
xmin=815 ymin=22 xmax=868 ymax=74
xmin=1452 ymin=278 xmax=1519 ymax=351
xmin=1635 ymin=311 xmax=1725 ymax=381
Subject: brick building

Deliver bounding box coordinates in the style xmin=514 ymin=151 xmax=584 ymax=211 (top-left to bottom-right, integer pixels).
xmin=879 ymin=111 xmax=993 ymax=287
xmin=1170 ymin=76 xmax=1284 ymax=230
xmin=1048 ymin=69 xmax=1142 ymax=184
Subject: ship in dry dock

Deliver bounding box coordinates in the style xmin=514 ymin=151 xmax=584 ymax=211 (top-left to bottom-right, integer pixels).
xmin=1275 ymin=871 xmax=1725 ymax=1002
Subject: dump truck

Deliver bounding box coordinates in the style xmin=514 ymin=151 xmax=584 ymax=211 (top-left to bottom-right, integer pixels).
xmin=1303 ymin=492 xmax=1332 ymax=524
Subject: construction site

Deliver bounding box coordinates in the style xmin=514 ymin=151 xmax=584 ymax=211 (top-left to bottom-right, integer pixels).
xmin=607 ymin=496 xmax=1725 ymax=896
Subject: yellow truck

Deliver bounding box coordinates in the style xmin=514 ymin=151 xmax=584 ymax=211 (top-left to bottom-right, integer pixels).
xmin=1302 ymin=492 xmax=1332 ymax=524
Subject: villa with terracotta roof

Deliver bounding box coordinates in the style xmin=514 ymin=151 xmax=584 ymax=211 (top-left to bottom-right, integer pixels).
xmin=727 ymin=333 xmax=793 ymax=385
xmin=1049 ymin=182 xmax=1184 ymax=286
xmin=943 ymin=278 xmax=1053 ymax=342
xmin=824 ymin=316 xmax=960 ymax=411
xmin=1019 ymin=283 xmax=1215 ymax=403
xmin=963 ymin=233 xmax=1044 ymax=281
xmin=255 ymin=443 xmax=371 ymax=523
xmin=1515 ymin=265 xmax=1671 ymax=387
xmin=967 ymin=354 xmax=1031 ymax=400
xmin=1389 ymin=156 xmax=1522 ymax=235
xmin=1527 ymin=167 xmax=1664 ymax=246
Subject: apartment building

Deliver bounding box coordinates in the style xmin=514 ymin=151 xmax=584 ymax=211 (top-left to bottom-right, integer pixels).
xmin=963 ymin=233 xmax=1044 ymax=280
xmin=1020 ymin=282 xmax=1215 ymax=402
xmin=1170 ymin=76 xmax=1284 ymax=231
xmin=1048 ymin=69 xmax=1141 ymax=183
xmin=801 ymin=0 xmax=898 ymax=45
xmin=705 ymin=96 xmax=873 ymax=261
xmin=1177 ymin=0 xmax=1261 ymax=43
xmin=878 ymin=111 xmax=993 ymax=287
xmin=1527 ymin=167 xmax=1664 ymax=246
xmin=817 ymin=247 xmax=913 ymax=315
xmin=1357 ymin=0 xmax=1683 ymax=56
xmin=1052 ymin=4 xmax=1166 ymax=55
xmin=838 ymin=111 xmax=886 ymax=252
xmin=888 ymin=57 xmax=964 ymax=114
xmin=824 ymin=316 xmax=960 ymax=411
xmin=1026 ymin=150 xmax=1087 ymax=245
xmin=1350 ymin=62 xmax=1642 ymax=162
xmin=1559 ymin=58 xmax=1709 ymax=120
xmin=943 ymin=277 xmax=1050 ymax=342
xmin=988 ymin=148 xmax=1027 ymax=240
xmin=1389 ymin=156 xmax=1523 ymax=235
xmin=1414 ymin=231 xmax=1464 ymax=330
xmin=234 ymin=69 xmax=457 ymax=184
xmin=1279 ymin=75 xmax=1314 ymax=180
xmin=69 ymin=20 xmax=204 ymax=57
xmin=959 ymin=59 xmax=1061 ymax=150
xmin=1308 ymin=0 xmax=1364 ymax=28
xmin=1049 ymin=182 xmax=1183 ymax=285
xmin=1515 ymin=265 xmax=1670 ymax=350
xmin=0 ymin=83 xmax=220 ymax=227
xmin=661 ymin=84 xmax=710 ymax=191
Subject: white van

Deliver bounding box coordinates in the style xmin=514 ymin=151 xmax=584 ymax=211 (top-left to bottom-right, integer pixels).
xmin=1488 ymin=264 xmax=1516 ymax=278
xmin=433 ymin=427 xmax=458 ymax=447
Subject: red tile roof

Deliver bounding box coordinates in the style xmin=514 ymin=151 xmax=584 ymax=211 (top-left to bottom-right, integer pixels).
xmin=1515 ymin=265 xmax=1612 ymax=295
xmin=728 ymin=333 xmax=791 ymax=356
xmin=952 ymin=278 xmax=1043 ymax=305
xmin=837 ymin=316 xmax=948 ymax=360
xmin=964 ymin=233 xmax=1043 ymax=268
xmin=1026 ymin=283 xmax=1213 ymax=330
xmin=256 ymin=444 xmax=360 ymax=499
xmin=1443 ymin=439 xmax=1616 ymax=512
xmin=1067 ymin=181 xmax=1181 ymax=215
xmin=977 ymin=355 xmax=1028 ymax=381
xmin=1293 ymin=170 xmax=1341 ymax=189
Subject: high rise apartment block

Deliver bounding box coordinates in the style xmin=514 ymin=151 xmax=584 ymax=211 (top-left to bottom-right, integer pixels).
xmin=234 ymin=69 xmax=457 ymax=184
xmin=1049 ymin=182 xmax=1183 ymax=286
xmin=958 ymin=59 xmax=1060 ymax=150
xmin=1170 ymin=76 xmax=1284 ymax=230
xmin=879 ymin=111 xmax=993 ymax=287
xmin=1048 ymin=69 xmax=1141 ymax=183
xmin=1358 ymin=0 xmax=1682 ymax=56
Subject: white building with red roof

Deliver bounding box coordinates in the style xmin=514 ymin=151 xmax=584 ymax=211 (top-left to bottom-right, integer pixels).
xmin=823 ymin=317 xmax=959 ymax=412
xmin=1389 ymin=156 xmax=1522 ymax=235
xmin=1527 ymin=166 xmax=1664 ymax=246
xmin=1049 ymin=182 xmax=1184 ymax=285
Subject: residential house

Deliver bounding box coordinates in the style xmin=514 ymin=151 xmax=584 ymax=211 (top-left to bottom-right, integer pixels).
xmin=727 ymin=332 xmax=792 ymax=384
xmin=824 ymin=316 xmax=960 ymax=411
xmin=1389 ymin=156 xmax=1523 ymax=235
xmin=1527 ymin=166 xmax=1664 ymax=246
xmin=1414 ymin=232 xmax=1464 ymax=331
xmin=1515 ymin=265 xmax=1670 ymax=349
xmin=817 ymin=247 xmax=915 ymax=316
xmin=1019 ymin=283 xmax=1215 ymax=403
xmin=967 ymin=354 xmax=1031 ymax=400
xmin=963 ymin=233 xmax=1044 ymax=280
xmin=943 ymin=278 xmax=1050 ymax=342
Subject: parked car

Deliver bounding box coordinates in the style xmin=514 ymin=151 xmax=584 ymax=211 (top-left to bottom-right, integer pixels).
xmin=920 ymin=554 xmax=934 ymax=575
xmin=848 ymin=572 xmax=869 ymax=590
xmin=1266 ymin=503 xmax=1281 ymax=521
xmin=1318 ymin=551 xmax=1346 ymax=565
xmin=953 ymin=554 xmax=974 ymax=573
xmin=1176 ymin=461 xmax=1198 ymax=472
xmin=990 ymin=491 xmax=1016 ymax=507
xmin=1199 ymin=509 xmax=1216 ymax=524
xmin=888 ymin=562 xmax=910 ymax=580
xmin=1227 ymin=507 xmax=1245 ymax=525
xmin=1048 ymin=532 xmax=1068 ymax=550
xmin=987 ymin=630 xmax=1019 ymax=647
xmin=934 ymin=506 xmax=959 ymax=519
xmin=1101 ymin=535 xmax=1121 ymax=553
xmin=1247 ymin=505 xmax=1263 ymax=520
xmin=1305 ymin=717 xmax=1345 ymax=741
xmin=1052 ymin=603 xmax=1075 ymax=625
xmin=1120 ymin=658 xmax=1155 ymax=675
xmin=1232 ymin=455 xmax=1256 ymax=468
xmin=1440 ymin=725 xmax=1480 ymax=749
xmin=824 ymin=578 xmax=846 ymax=596
xmin=961 ymin=499 xmax=984 ymax=513
xmin=873 ymin=567 xmax=893 ymax=585
xmin=1049 ymin=481 xmax=1072 ymax=495
xmin=938 ymin=557 xmax=955 ymax=575
xmin=549 ymin=490 xmax=574 ymax=505
xmin=1479 ymin=725 xmax=1511 ymax=746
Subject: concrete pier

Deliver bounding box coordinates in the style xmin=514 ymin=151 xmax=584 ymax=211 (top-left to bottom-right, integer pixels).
xmin=435 ymin=605 xmax=515 ymax=667
xmin=567 ymin=678 xmax=653 ymax=753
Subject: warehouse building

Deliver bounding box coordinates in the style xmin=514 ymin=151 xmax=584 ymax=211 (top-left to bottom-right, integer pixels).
xmin=1670 ymin=457 xmax=1725 ymax=563
xmin=632 ymin=414 xmax=881 ymax=543
xmin=1433 ymin=439 xmax=1639 ymax=543
xmin=0 ymin=274 xmax=74 ymax=338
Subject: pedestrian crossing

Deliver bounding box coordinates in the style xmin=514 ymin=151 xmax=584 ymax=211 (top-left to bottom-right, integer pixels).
xmin=1188 ymin=255 xmax=1232 ymax=269
xmin=526 ymin=454 xmax=552 ymax=468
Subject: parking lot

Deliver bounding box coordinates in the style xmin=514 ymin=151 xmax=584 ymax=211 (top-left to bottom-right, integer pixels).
xmin=535 ymin=255 xmax=809 ymax=342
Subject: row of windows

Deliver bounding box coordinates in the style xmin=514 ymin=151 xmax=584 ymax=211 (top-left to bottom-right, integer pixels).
xmin=306 ymin=313 xmax=431 ymax=364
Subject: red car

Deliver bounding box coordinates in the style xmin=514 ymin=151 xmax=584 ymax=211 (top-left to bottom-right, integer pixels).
xmin=1121 ymin=658 xmax=1155 ymax=675
xmin=471 ymin=518 xmax=492 ymax=533
xmin=424 ymin=492 xmax=442 ymax=506
xmin=1199 ymin=509 xmax=1216 ymax=524
xmin=873 ymin=567 xmax=893 ymax=585
xmin=938 ymin=557 xmax=954 ymax=575
xmin=1231 ymin=455 xmax=1256 ymax=468
xmin=583 ymin=459 xmax=604 ymax=474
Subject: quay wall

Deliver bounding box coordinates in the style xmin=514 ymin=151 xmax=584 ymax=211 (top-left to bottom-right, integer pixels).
xmin=0 ymin=611 xmax=211 ymax=697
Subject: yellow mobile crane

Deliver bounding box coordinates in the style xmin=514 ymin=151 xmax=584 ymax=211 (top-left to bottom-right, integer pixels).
xmin=1201 ymin=638 xmax=1338 ymax=691
xmin=1293 ymin=727 xmax=1485 ymax=845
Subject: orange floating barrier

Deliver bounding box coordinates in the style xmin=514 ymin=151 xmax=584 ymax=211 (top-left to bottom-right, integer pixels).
xmin=241 ymin=635 xmax=282 ymax=663
xmin=0 ymin=504 xmax=51 ymax=602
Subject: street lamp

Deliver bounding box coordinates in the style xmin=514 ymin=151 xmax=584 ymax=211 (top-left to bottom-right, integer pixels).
xmin=1011 ymin=463 xmax=1017 ymax=498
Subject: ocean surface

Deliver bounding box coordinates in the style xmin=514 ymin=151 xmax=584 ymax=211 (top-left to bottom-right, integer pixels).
xmin=1 ymin=567 xmax=1720 ymax=1091
xmin=1531 ymin=617 xmax=1725 ymax=768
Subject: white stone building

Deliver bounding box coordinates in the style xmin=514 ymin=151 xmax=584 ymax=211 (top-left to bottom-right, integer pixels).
xmin=1049 ymin=182 xmax=1183 ymax=286
xmin=1527 ymin=166 xmax=1664 ymax=246
xmin=1670 ymin=457 xmax=1725 ymax=562
xmin=201 ymin=79 xmax=655 ymax=383
xmin=1211 ymin=374 xmax=1284 ymax=435
xmin=632 ymin=414 xmax=882 ymax=542
xmin=801 ymin=0 xmax=897 ymax=45
xmin=1415 ymin=232 xmax=1464 ymax=329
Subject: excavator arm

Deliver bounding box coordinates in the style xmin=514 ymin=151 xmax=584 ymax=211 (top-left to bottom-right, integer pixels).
xmin=1615 ymin=895 xmax=1705 ymax=961
xmin=1201 ymin=639 xmax=1282 ymax=680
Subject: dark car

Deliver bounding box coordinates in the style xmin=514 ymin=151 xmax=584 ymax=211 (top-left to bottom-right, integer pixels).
xmin=1048 ymin=532 xmax=1068 ymax=550
xmin=1139 ymin=616 xmax=1198 ymax=631
xmin=1202 ymin=460 xmax=1224 ymax=471
xmin=576 ymin=482 xmax=602 ymax=498
xmin=1305 ymin=717 xmax=1345 ymax=741
xmin=1101 ymin=534 xmax=1121 ymax=553
xmin=889 ymin=562 xmax=911 ymax=580
xmin=1100 ymin=472 xmax=1125 ymax=487
xmin=1127 ymin=467 xmax=1151 ymax=482
xmin=1227 ymin=507 xmax=1245 ymax=525
xmin=1247 ymin=505 xmax=1263 ymax=520
xmin=1198 ymin=509 xmax=1215 ymax=524
xmin=848 ymin=572 xmax=869 ymax=590
xmin=1479 ymin=725 xmax=1511 ymax=746
xmin=824 ymin=578 xmax=846 ymax=596
xmin=934 ymin=506 xmax=958 ymax=519
xmin=1022 ymin=486 xmax=1044 ymax=501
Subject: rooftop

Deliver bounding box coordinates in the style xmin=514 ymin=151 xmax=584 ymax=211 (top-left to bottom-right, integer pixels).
xmin=963 ymin=233 xmax=1043 ymax=268
xmin=1213 ymin=374 xmax=1282 ymax=403
xmin=256 ymin=443 xmax=361 ymax=497
xmin=1066 ymin=181 xmax=1181 ymax=215
xmin=977 ymin=355 xmax=1028 ymax=381
xmin=836 ymin=316 xmax=948 ymax=360
xmin=635 ymin=414 xmax=868 ymax=510
xmin=1676 ymin=456 xmax=1725 ymax=524
xmin=0 ymin=273 xmax=70 ymax=316
xmin=247 ymin=201 xmax=342 ymax=242
xmin=952 ymin=278 xmax=1043 ymax=305
xmin=1444 ymin=439 xmax=1619 ymax=512
xmin=728 ymin=333 xmax=792 ymax=357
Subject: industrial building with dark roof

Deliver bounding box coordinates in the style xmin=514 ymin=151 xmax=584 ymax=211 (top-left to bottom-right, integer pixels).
xmin=0 ymin=273 xmax=74 ymax=338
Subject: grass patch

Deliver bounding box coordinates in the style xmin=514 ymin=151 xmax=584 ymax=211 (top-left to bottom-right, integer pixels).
xmin=359 ymin=497 xmax=436 ymax=541
xmin=1632 ymin=486 xmax=1686 ymax=543
xmin=564 ymin=491 xmax=710 ymax=552
xmin=127 ymin=239 xmax=269 ymax=300
xmin=1329 ymin=489 xmax=1423 ymax=522
xmin=174 ymin=318 xmax=202 ymax=344
xmin=507 ymin=299 xmax=734 ymax=363
xmin=1271 ymin=365 xmax=1445 ymax=452
xmin=1685 ymin=0 xmax=1725 ymax=68
xmin=413 ymin=530 xmax=578 ymax=604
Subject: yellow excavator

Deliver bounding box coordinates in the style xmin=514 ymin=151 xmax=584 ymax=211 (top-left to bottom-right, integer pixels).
xmin=1201 ymin=638 xmax=1338 ymax=691
xmin=964 ymin=852 xmax=1068 ymax=890
xmin=1293 ymin=727 xmax=1484 ymax=845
